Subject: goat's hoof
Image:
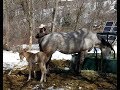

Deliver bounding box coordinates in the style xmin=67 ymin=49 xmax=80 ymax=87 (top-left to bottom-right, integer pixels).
xmin=74 ymin=71 xmax=81 ymax=76
xmin=27 ymin=79 xmax=31 ymax=82
xmin=40 ymin=83 xmax=44 ymax=88
xmin=39 ymin=81 xmax=42 ymax=83
xmin=43 ymin=78 xmax=46 ymax=82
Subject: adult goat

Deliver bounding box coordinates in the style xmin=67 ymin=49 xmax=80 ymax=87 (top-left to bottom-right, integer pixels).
xmin=36 ymin=28 xmax=114 ymax=73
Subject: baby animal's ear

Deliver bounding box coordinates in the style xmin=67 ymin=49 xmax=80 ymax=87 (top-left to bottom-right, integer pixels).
xmin=23 ymin=47 xmax=29 ymax=52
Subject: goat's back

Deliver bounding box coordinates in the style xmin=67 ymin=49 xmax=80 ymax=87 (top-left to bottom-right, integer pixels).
xmin=37 ymin=52 xmax=48 ymax=63
xmin=38 ymin=29 xmax=101 ymax=54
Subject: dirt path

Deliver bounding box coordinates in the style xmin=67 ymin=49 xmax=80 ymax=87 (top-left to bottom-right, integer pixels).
xmin=3 ymin=60 xmax=117 ymax=90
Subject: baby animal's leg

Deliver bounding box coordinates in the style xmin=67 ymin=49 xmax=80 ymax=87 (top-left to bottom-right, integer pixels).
xmin=34 ymin=70 xmax=36 ymax=78
xmin=28 ymin=62 xmax=32 ymax=81
xmin=39 ymin=62 xmax=47 ymax=83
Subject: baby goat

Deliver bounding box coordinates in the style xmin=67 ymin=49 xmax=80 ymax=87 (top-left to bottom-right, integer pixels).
xmin=19 ymin=48 xmax=48 ymax=83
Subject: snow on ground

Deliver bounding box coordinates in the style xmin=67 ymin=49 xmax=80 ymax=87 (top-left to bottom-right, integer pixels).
xmin=3 ymin=50 xmax=28 ymax=71
xmin=88 ymin=43 xmax=117 ymax=54
xmin=3 ymin=50 xmax=20 ymax=70
xmin=3 ymin=44 xmax=117 ymax=71
xmin=21 ymin=44 xmax=39 ymax=50
xmin=88 ymin=48 xmax=101 ymax=53
xmin=113 ymin=45 xmax=117 ymax=53
xmin=51 ymin=51 xmax=72 ymax=60
xmin=3 ymin=50 xmax=20 ymax=63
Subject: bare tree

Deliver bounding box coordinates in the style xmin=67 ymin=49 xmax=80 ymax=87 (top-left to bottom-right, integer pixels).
xmin=20 ymin=0 xmax=34 ymax=50
xmin=29 ymin=0 xmax=35 ymax=50
xmin=74 ymin=0 xmax=85 ymax=31
xmin=3 ymin=0 xmax=10 ymax=49
xmin=3 ymin=0 xmax=117 ymax=48
xmin=51 ymin=0 xmax=59 ymax=32
xmin=44 ymin=0 xmax=48 ymax=9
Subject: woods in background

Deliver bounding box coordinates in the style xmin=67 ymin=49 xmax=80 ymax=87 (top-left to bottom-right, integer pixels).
xmin=3 ymin=0 xmax=117 ymax=50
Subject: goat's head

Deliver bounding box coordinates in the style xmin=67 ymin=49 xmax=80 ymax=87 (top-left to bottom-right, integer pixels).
xmin=101 ymin=38 xmax=114 ymax=51
xmin=18 ymin=48 xmax=29 ymax=61
xmin=100 ymin=38 xmax=115 ymax=59
xmin=101 ymin=46 xmax=112 ymax=59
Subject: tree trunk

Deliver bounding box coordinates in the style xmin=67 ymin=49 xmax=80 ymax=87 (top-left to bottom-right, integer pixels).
xmin=4 ymin=0 xmax=10 ymax=48
xmin=29 ymin=29 xmax=33 ymax=50
xmin=74 ymin=9 xmax=80 ymax=31
xmin=28 ymin=0 xmax=34 ymax=50
xmin=20 ymin=0 xmax=34 ymax=50
xmin=74 ymin=0 xmax=84 ymax=31
xmin=51 ymin=0 xmax=59 ymax=32
xmin=44 ymin=0 xmax=47 ymax=9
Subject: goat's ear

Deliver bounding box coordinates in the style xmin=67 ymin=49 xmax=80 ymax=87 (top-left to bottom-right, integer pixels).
xmin=101 ymin=38 xmax=107 ymax=46
xmin=23 ymin=47 xmax=29 ymax=52
xmin=17 ymin=46 xmax=23 ymax=53
xmin=106 ymin=41 xmax=114 ymax=51
xmin=101 ymin=38 xmax=106 ymax=43
xmin=101 ymin=38 xmax=114 ymax=51
xmin=97 ymin=34 xmax=101 ymax=40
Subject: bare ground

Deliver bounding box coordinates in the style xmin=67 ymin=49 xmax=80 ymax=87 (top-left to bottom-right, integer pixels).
xmin=3 ymin=60 xmax=117 ymax=90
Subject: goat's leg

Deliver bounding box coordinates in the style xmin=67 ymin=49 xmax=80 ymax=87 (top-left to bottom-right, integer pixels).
xmin=39 ymin=63 xmax=47 ymax=83
xmin=73 ymin=54 xmax=80 ymax=73
xmin=46 ymin=55 xmax=52 ymax=67
xmin=75 ymin=53 xmax=81 ymax=74
xmin=28 ymin=69 xmax=32 ymax=81
xmin=33 ymin=63 xmax=37 ymax=79
xmin=46 ymin=55 xmax=52 ymax=74
xmin=78 ymin=51 xmax=86 ymax=73
xmin=34 ymin=70 xmax=36 ymax=78
xmin=43 ymin=72 xmax=46 ymax=82
xmin=28 ymin=63 xmax=32 ymax=81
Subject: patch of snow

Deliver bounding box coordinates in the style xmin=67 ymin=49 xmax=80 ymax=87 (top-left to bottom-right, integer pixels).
xmin=3 ymin=63 xmax=15 ymax=70
xmin=3 ymin=50 xmax=72 ymax=71
xmin=51 ymin=51 xmax=72 ymax=60
xmin=47 ymin=86 xmax=64 ymax=90
xmin=13 ymin=60 xmax=28 ymax=70
xmin=47 ymin=86 xmax=54 ymax=90
xmin=21 ymin=44 xmax=28 ymax=49
xmin=27 ymin=50 xmax=39 ymax=53
xmin=88 ymin=48 xmax=101 ymax=53
xmin=64 ymin=67 xmax=70 ymax=70
xmin=3 ymin=50 xmax=20 ymax=63
xmin=113 ymin=45 xmax=117 ymax=53
xmin=88 ymin=44 xmax=117 ymax=54
xmin=3 ymin=50 xmax=28 ymax=71
xmin=21 ymin=44 xmax=39 ymax=50
xmin=3 ymin=44 xmax=117 ymax=70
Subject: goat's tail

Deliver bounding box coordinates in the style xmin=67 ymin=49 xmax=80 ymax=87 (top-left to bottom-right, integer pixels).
xmin=39 ymin=44 xmax=43 ymax=52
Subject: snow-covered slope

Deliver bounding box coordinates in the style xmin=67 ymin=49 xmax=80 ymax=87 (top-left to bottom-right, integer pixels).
xmin=3 ymin=50 xmax=72 ymax=70
xmin=3 ymin=50 xmax=28 ymax=71
xmin=3 ymin=44 xmax=117 ymax=71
